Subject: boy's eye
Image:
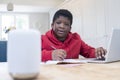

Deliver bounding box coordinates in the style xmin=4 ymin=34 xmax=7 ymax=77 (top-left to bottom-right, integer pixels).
xmin=56 ymin=22 xmax=70 ymax=26
xmin=65 ymin=23 xmax=70 ymax=26
xmin=56 ymin=22 xmax=61 ymax=24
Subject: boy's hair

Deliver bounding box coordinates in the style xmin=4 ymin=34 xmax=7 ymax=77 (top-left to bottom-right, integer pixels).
xmin=52 ymin=9 xmax=73 ymax=25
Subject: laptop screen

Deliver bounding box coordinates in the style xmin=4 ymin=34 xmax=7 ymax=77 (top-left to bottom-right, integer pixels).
xmin=105 ymin=28 xmax=120 ymax=62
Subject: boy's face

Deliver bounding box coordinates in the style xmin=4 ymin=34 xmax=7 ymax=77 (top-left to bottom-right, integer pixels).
xmin=51 ymin=16 xmax=71 ymax=40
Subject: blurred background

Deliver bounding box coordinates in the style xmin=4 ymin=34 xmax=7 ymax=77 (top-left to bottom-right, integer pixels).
xmin=0 ymin=0 xmax=120 ymax=48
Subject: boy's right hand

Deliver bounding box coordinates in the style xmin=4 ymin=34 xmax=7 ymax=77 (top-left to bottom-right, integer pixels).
xmin=52 ymin=49 xmax=66 ymax=61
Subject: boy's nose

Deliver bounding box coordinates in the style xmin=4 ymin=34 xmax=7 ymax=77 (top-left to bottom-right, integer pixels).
xmin=60 ymin=23 xmax=64 ymax=28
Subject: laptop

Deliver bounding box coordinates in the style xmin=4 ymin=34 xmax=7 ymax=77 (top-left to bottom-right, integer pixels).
xmin=87 ymin=28 xmax=120 ymax=63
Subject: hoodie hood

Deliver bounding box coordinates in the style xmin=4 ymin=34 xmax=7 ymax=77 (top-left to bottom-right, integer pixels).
xmin=46 ymin=29 xmax=72 ymax=45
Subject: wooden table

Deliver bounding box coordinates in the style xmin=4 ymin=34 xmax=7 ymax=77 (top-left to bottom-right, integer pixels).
xmin=0 ymin=62 xmax=120 ymax=80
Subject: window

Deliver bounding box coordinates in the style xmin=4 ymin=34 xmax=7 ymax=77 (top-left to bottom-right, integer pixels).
xmin=0 ymin=14 xmax=29 ymax=40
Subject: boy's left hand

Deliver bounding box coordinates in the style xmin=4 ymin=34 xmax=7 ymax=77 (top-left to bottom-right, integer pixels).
xmin=95 ymin=47 xmax=107 ymax=59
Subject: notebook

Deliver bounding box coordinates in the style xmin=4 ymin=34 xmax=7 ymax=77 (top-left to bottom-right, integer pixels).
xmin=46 ymin=59 xmax=88 ymax=64
xmin=87 ymin=28 xmax=120 ymax=63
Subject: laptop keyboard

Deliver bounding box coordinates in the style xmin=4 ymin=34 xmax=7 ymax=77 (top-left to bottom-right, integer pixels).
xmin=96 ymin=57 xmax=105 ymax=61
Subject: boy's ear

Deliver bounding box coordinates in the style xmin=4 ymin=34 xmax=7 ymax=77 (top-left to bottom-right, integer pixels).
xmin=69 ymin=26 xmax=72 ymax=31
xmin=51 ymin=23 xmax=54 ymax=28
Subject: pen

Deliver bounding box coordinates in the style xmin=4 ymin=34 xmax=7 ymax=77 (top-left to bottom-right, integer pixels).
xmin=51 ymin=46 xmax=57 ymax=50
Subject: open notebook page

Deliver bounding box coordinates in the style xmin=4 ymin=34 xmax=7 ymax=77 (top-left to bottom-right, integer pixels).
xmin=45 ymin=59 xmax=89 ymax=64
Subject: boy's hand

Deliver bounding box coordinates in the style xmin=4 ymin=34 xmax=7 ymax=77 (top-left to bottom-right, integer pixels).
xmin=52 ymin=49 xmax=66 ymax=61
xmin=95 ymin=47 xmax=107 ymax=59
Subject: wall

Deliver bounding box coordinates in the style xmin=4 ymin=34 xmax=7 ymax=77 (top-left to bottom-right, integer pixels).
xmin=29 ymin=12 xmax=49 ymax=34
xmin=105 ymin=0 xmax=120 ymax=34
xmin=50 ymin=0 xmax=120 ymax=48
xmin=0 ymin=14 xmax=2 ymax=39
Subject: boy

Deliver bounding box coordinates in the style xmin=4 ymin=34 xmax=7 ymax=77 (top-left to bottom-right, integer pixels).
xmin=42 ymin=9 xmax=106 ymax=62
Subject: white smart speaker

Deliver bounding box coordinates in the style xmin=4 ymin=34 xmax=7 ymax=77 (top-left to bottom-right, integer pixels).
xmin=7 ymin=29 xmax=41 ymax=79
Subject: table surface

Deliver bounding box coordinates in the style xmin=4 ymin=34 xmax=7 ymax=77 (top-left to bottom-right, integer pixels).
xmin=0 ymin=62 xmax=120 ymax=80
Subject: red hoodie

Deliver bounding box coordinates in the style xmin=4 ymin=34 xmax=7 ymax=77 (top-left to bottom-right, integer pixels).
xmin=42 ymin=30 xmax=95 ymax=62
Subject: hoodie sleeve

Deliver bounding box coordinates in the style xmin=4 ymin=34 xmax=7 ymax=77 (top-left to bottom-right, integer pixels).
xmin=41 ymin=34 xmax=53 ymax=62
xmin=80 ymin=39 xmax=96 ymax=58
xmin=42 ymin=49 xmax=53 ymax=62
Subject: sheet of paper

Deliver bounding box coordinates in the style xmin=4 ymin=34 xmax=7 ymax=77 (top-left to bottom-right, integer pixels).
xmin=45 ymin=59 xmax=88 ymax=64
